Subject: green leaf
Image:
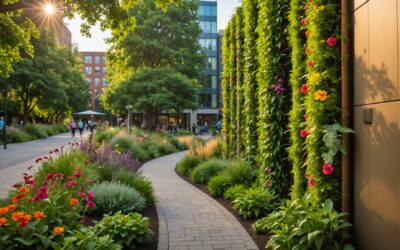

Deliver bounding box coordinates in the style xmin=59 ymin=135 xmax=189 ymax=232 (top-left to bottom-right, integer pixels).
xmin=307 ymin=230 xmax=322 ymax=246
xmin=323 ymin=199 xmax=333 ymax=213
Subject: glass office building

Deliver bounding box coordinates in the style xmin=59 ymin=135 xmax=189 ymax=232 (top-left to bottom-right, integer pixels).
xmin=194 ymin=0 xmax=220 ymax=128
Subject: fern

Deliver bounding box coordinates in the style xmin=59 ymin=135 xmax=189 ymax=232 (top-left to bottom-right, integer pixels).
xmin=321 ymin=123 xmax=354 ymax=164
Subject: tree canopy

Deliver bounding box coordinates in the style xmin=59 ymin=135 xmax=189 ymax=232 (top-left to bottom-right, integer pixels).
xmin=0 ymin=0 xmax=180 ymax=77
xmin=102 ymin=0 xmax=205 ymax=129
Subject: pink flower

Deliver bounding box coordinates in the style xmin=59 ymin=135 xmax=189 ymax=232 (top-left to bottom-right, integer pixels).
xmin=46 ymin=172 xmax=55 ymax=180
xmin=78 ymin=192 xmax=85 ymax=197
xmin=304 ymin=114 xmax=308 ymax=120
xmin=85 ymin=178 xmax=92 ymax=184
xmin=74 ymin=172 xmax=82 ymax=178
xmin=309 ymin=178 xmax=315 ymax=187
xmin=263 ymin=181 xmax=269 ymax=189
xmin=64 ymin=183 xmax=70 ymax=189
xmin=12 ymin=183 xmax=21 ymax=188
xmin=56 ymin=173 xmax=63 ymax=178
xmin=68 ymin=176 xmax=73 ymax=181
xmin=69 ymin=181 xmax=77 ymax=187
xmin=54 ymin=148 xmax=59 ymax=153
xmin=85 ymin=200 xmax=95 ymax=208
xmin=33 ymin=186 xmax=48 ymax=201
xmin=322 ymin=163 xmax=334 ymax=175
xmin=300 ymin=18 xmax=307 ymax=26
xmin=301 ymin=84 xmax=308 ymax=94
xmin=327 ymin=37 xmax=337 ymax=46
xmin=300 ymin=129 xmax=309 ymax=138
xmin=35 ymin=158 xmax=43 ymax=163
xmin=87 ymin=191 xmax=94 ymax=200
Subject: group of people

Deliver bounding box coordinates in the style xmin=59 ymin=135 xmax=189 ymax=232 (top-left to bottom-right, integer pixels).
xmin=191 ymin=120 xmax=222 ymax=135
xmin=69 ymin=119 xmax=96 ymax=138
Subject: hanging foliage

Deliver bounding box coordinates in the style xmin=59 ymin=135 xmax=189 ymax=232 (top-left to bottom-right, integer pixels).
xmin=221 ymin=22 xmax=232 ymax=156
xmin=303 ymin=0 xmax=341 ymax=204
xmin=228 ymin=17 xmax=237 ymax=157
xmin=235 ymin=7 xmax=245 ymax=155
xmin=243 ymin=0 xmax=260 ymax=166
xmin=288 ymin=0 xmax=308 ymax=200
xmin=256 ymin=0 xmax=291 ymax=196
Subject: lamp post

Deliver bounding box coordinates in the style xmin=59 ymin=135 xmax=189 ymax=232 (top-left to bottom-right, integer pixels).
xmin=126 ymin=104 xmax=133 ymax=134
xmin=2 ymin=86 xmax=7 ymax=149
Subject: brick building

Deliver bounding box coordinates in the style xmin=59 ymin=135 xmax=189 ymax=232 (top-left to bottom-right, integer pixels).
xmin=80 ymin=52 xmax=107 ymax=109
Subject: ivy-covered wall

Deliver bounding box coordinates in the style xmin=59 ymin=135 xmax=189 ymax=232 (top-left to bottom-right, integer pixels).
xmin=221 ymin=23 xmax=231 ymax=156
xmin=228 ymin=19 xmax=237 ymax=157
xmin=288 ymin=0 xmax=308 ymax=200
xmin=243 ymin=0 xmax=259 ymax=166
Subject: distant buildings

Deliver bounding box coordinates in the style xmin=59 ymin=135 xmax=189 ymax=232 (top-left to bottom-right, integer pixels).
xmin=79 ymin=52 xmax=107 ymax=109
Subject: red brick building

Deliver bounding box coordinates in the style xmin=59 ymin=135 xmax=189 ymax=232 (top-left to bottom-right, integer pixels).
xmin=80 ymin=52 xmax=107 ymax=109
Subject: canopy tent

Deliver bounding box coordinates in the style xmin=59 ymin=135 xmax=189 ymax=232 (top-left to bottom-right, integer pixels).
xmin=74 ymin=110 xmax=106 ymax=116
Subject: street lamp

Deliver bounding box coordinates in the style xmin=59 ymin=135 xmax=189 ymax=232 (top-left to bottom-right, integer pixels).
xmin=2 ymin=86 xmax=8 ymax=150
xmin=126 ymin=104 xmax=133 ymax=134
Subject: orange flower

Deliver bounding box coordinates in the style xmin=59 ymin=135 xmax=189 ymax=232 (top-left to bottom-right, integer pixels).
xmin=314 ymin=90 xmax=329 ymax=101
xmin=18 ymin=187 xmax=30 ymax=194
xmin=69 ymin=198 xmax=78 ymax=206
xmin=0 ymin=217 xmax=7 ymax=226
xmin=34 ymin=211 xmax=46 ymax=220
xmin=12 ymin=194 xmax=24 ymax=204
xmin=7 ymin=205 xmax=17 ymax=211
xmin=53 ymin=226 xmax=64 ymax=234
xmin=0 ymin=207 xmax=9 ymax=215
xmin=12 ymin=211 xmax=31 ymax=227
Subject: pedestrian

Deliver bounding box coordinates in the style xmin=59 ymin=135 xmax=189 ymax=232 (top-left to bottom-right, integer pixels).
xmin=204 ymin=122 xmax=209 ymax=134
xmin=88 ymin=120 xmax=96 ymax=135
xmin=173 ymin=123 xmax=178 ymax=136
xmin=0 ymin=117 xmax=4 ymax=131
xmin=70 ymin=119 xmax=77 ymax=137
xmin=77 ymin=119 xmax=84 ymax=138
xmin=217 ymin=120 xmax=222 ymax=133
xmin=192 ymin=123 xmax=196 ymax=134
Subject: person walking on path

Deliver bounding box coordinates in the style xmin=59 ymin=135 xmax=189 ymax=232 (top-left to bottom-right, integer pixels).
xmin=70 ymin=119 xmax=77 ymax=138
xmin=0 ymin=117 xmax=5 ymax=143
xmin=77 ymin=119 xmax=84 ymax=139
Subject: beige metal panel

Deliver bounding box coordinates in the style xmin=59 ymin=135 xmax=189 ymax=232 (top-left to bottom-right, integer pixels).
xmin=354 ymin=102 xmax=400 ymax=249
xmin=353 ymin=4 xmax=370 ymax=105
xmin=368 ymin=0 xmax=398 ymax=103
xmin=353 ymin=0 xmax=369 ymax=11
xmin=354 ymin=106 xmax=371 ymax=249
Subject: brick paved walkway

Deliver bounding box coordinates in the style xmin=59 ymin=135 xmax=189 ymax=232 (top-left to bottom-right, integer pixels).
xmin=140 ymin=152 xmax=259 ymax=250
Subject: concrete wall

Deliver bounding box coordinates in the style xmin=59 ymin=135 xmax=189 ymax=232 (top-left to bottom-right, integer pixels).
xmin=352 ymin=0 xmax=400 ymax=248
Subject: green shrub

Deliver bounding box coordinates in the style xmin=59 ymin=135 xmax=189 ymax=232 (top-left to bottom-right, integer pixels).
xmin=7 ymin=129 xmax=32 ymax=143
xmin=52 ymin=227 xmax=122 ymax=250
xmin=145 ymin=142 xmax=160 ymax=158
xmin=191 ymin=159 xmax=229 ymax=184
xmin=39 ymin=124 xmax=56 ymax=136
xmin=23 ymin=124 xmax=48 ymax=139
xmin=253 ymin=197 xmax=354 ymax=250
xmin=176 ymin=130 xmax=193 ymax=136
xmin=116 ymin=169 xmax=154 ymax=204
xmin=223 ymin=184 xmax=247 ymax=201
xmin=91 ymin=182 xmax=146 ymax=214
xmin=176 ymin=154 xmax=202 ymax=176
xmin=208 ymin=174 xmax=232 ymax=197
xmin=111 ymin=136 xmax=134 ymax=153
xmin=157 ymin=143 xmax=178 ymax=155
xmin=225 ymin=160 xmax=257 ymax=186
xmin=170 ymin=137 xmax=187 ymax=151
xmin=132 ymin=146 xmax=151 ymax=161
xmin=94 ymin=165 xmax=113 ymax=182
xmin=94 ymin=211 xmax=154 ymax=249
xmin=96 ymin=128 xmax=119 ymax=144
xmin=232 ymin=187 xmax=276 ymax=219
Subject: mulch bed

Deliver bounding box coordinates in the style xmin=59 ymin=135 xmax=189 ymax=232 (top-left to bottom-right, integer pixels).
xmin=137 ymin=202 xmax=158 ymax=250
xmin=175 ymin=168 xmax=269 ymax=250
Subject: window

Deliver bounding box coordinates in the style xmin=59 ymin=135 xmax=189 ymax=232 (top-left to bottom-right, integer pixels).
xmin=102 ymin=67 xmax=106 ymax=74
xmin=199 ymin=94 xmax=217 ymax=108
xmin=103 ymin=78 xmax=107 ymax=87
xmin=94 ymin=78 xmax=100 ymax=86
xmin=199 ymin=39 xmax=217 ymax=51
xmin=102 ymin=56 xmax=106 ymax=64
xmin=85 ymin=67 xmax=92 ymax=74
xmin=201 ymin=75 xmax=217 ymax=89
xmin=95 ymin=67 xmax=100 ymax=74
xmin=198 ymin=6 xmax=216 ymax=16
xmin=211 ymin=76 xmax=217 ymax=89
xmin=84 ymin=56 xmax=92 ymax=64
xmin=207 ymin=57 xmax=217 ymax=70
xmin=199 ymin=21 xmax=216 ymax=33
xmin=95 ymin=56 xmax=101 ymax=64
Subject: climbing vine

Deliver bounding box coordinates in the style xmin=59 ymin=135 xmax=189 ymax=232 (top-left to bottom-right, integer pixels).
xmin=256 ymin=0 xmax=291 ymax=196
xmin=243 ymin=0 xmax=260 ymax=166
xmin=228 ymin=18 xmax=237 ymax=157
xmin=235 ymin=7 xmax=245 ymax=155
xmin=303 ymin=0 xmax=341 ymax=204
xmin=221 ymin=22 xmax=232 ymax=156
xmin=288 ymin=0 xmax=308 ymax=200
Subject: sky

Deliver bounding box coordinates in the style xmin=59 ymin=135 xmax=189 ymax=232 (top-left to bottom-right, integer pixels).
xmin=65 ymin=0 xmax=241 ymax=52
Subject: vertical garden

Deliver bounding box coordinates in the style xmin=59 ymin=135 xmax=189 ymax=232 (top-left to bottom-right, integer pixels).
xmin=221 ymin=0 xmax=353 ymax=248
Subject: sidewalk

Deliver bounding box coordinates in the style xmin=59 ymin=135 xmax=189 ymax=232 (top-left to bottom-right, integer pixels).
xmin=141 ymin=152 xmax=258 ymax=250
xmin=0 ymin=132 xmax=84 ymax=197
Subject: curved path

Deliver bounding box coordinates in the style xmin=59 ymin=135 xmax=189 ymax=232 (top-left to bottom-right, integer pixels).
xmin=141 ymin=151 xmax=258 ymax=250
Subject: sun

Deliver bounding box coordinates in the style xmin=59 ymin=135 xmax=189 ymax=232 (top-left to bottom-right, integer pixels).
xmin=44 ymin=4 xmax=55 ymax=15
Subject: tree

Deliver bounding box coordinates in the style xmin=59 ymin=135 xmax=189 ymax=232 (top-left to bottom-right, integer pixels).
xmin=103 ymin=67 xmax=199 ymax=129
xmin=103 ymin=0 xmax=205 ymax=127
xmin=0 ymin=0 xmax=180 ymax=77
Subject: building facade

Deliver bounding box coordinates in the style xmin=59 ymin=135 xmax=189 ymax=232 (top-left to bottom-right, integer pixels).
xmin=80 ymin=52 xmax=107 ymax=109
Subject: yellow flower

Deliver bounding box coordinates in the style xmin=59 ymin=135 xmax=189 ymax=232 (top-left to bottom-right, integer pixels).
xmin=309 ymin=72 xmax=321 ymax=82
xmin=53 ymin=226 xmax=65 ymax=234
xmin=314 ymin=90 xmax=329 ymax=101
